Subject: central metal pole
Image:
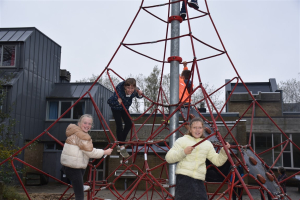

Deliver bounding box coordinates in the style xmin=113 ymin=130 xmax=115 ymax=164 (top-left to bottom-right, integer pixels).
xmin=169 ymin=0 xmax=180 ymax=196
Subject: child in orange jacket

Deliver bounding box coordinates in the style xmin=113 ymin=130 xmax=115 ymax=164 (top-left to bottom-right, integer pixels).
xmin=179 ymin=61 xmax=193 ymax=104
xmin=179 ymin=61 xmax=194 ymax=130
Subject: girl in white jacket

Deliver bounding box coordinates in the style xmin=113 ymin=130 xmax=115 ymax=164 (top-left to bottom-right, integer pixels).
xmin=165 ymin=117 xmax=230 ymax=200
xmin=60 ymin=114 xmax=113 ymax=200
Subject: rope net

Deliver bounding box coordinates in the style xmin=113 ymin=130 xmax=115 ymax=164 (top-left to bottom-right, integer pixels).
xmin=1 ymin=0 xmax=298 ymax=200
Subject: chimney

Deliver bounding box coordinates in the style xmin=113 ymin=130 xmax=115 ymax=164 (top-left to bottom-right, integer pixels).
xmin=198 ymin=102 xmax=206 ymax=113
xmin=60 ymin=69 xmax=71 ymax=83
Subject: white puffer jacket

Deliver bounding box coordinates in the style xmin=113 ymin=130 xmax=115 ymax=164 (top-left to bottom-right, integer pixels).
xmin=60 ymin=124 xmax=104 ymax=169
xmin=165 ymin=135 xmax=228 ymax=180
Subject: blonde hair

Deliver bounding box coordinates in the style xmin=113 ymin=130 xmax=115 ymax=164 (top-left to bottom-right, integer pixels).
xmin=186 ymin=117 xmax=205 ymax=138
xmin=78 ymin=114 xmax=94 ymax=128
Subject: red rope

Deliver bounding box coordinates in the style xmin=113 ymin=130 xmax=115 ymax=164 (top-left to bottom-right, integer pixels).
xmin=1 ymin=0 xmax=298 ymax=199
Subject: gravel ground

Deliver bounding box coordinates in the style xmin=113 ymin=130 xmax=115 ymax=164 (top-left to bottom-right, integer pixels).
xmin=17 ymin=182 xmax=300 ymax=200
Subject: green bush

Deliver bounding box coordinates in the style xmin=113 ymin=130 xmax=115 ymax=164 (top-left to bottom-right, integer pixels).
xmin=0 ymin=74 xmax=24 ymax=185
xmin=2 ymin=185 xmax=27 ymax=200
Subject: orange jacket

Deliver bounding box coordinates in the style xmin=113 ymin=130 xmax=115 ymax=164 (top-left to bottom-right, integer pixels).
xmin=179 ymin=77 xmax=192 ymax=103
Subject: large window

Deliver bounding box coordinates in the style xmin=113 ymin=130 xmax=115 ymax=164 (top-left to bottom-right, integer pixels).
xmin=47 ymin=100 xmax=85 ymax=120
xmin=44 ymin=142 xmax=63 ymax=151
xmin=92 ymin=158 xmax=106 ymax=181
xmin=252 ymin=133 xmax=300 ymax=169
xmin=0 ymin=45 xmax=16 ymax=67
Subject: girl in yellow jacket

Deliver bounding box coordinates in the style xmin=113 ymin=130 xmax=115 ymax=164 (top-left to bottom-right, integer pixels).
xmin=165 ymin=117 xmax=230 ymax=200
xmin=61 ymin=114 xmax=113 ymax=200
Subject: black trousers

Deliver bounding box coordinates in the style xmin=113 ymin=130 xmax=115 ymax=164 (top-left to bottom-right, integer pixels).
xmin=64 ymin=166 xmax=85 ymax=200
xmin=232 ymin=186 xmax=243 ymax=200
xmin=175 ymin=174 xmax=208 ymax=200
xmin=260 ymin=191 xmax=272 ymax=200
xmin=111 ymin=109 xmax=132 ymax=142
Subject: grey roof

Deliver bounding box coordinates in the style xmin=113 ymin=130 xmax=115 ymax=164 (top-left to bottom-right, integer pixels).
xmin=226 ymin=78 xmax=278 ymax=94
xmin=0 ymin=27 xmax=61 ymax=46
xmin=232 ymin=82 xmax=271 ymax=93
xmin=0 ymin=29 xmax=33 ymax=42
xmin=47 ymin=83 xmax=100 ymax=99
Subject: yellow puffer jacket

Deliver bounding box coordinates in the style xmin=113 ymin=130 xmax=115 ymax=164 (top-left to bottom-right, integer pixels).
xmin=165 ymin=135 xmax=228 ymax=180
xmin=60 ymin=124 xmax=104 ymax=169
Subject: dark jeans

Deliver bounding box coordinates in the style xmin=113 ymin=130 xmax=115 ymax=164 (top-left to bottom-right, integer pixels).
xmin=63 ymin=166 xmax=85 ymax=200
xmin=111 ymin=109 xmax=132 ymax=142
xmin=260 ymin=191 xmax=272 ymax=200
xmin=175 ymin=174 xmax=208 ymax=200
xmin=181 ymin=0 xmax=187 ymax=12
xmin=232 ymin=187 xmax=243 ymax=200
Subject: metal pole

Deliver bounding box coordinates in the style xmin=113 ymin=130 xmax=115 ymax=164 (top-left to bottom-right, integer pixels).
xmin=169 ymin=0 xmax=180 ymax=196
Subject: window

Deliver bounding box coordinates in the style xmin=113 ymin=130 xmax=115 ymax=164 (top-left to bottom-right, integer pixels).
xmin=252 ymin=133 xmax=300 ymax=169
xmin=47 ymin=100 xmax=85 ymax=120
xmin=44 ymin=142 xmax=63 ymax=151
xmin=292 ymin=134 xmax=300 ymax=168
xmin=0 ymin=89 xmax=3 ymax=111
xmin=0 ymin=45 xmax=16 ymax=67
xmin=91 ymin=158 xmax=106 ymax=181
xmin=61 ymin=101 xmax=72 ymax=119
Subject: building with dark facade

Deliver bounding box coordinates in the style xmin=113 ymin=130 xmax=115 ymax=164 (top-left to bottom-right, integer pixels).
xmin=0 ymin=27 xmax=113 ymax=181
xmin=225 ymin=78 xmax=300 ymax=179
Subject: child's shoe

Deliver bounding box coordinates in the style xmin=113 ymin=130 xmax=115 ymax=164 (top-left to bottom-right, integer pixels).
xmin=180 ymin=8 xmax=186 ymax=20
xmin=188 ymin=0 xmax=199 ymax=10
xmin=117 ymin=145 xmax=120 ymax=152
xmin=120 ymin=146 xmax=130 ymax=158
xmin=83 ymin=185 xmax=90 ymax=191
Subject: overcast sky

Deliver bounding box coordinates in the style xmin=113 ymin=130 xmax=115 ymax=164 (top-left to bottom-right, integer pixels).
xmin=0 ymin=0 xmax=299 ymax=91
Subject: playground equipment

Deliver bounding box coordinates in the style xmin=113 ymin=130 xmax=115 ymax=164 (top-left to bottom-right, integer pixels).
xmin=1 ymin=0 xmax=298 ymax=199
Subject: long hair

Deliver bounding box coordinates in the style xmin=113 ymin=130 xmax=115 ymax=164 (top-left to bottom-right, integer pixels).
xmin=186 ymin=117 xmax=205 ymax=138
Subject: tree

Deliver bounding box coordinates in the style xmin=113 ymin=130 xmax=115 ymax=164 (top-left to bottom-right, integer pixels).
xmin=278 ymin=78 xmax=300 ymax=103
xmin=0 ymin=74 xmax=23 ymax=184
xmin=76 ymin=67 xmax=224 ymax=114
xmin=191 ymin=83 xmax=224 ymax=113
xmin=144 ymin=66 xmax=161 ymax=113
xmin=76 ymin=73 xmax=119 ymax=92
xmin=277 ymin=78 xmax=300 ymax=112
xmin=142 ymin=67 xmax=170 ymax=114
xmin=161 ymin=73 xmax=170 ymax=113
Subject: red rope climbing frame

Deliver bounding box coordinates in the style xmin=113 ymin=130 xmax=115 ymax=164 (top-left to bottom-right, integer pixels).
xmin=0 ymin=0 xmax=298 ymax=200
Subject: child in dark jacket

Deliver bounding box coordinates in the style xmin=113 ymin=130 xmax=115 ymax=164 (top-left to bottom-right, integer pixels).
xmin=107 ymin=78 xmax=143 ymax=158
xmin=231 ymin=159 xmax=244 ymax=200
xmin=277 ymin=166 xmax=287 ymax=193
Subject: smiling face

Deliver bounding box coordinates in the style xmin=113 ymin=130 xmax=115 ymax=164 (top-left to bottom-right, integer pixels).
xmin=78 ymin=116 xmax=93 ymax=133
xmin=190 ymin=121 xmax=204 ymax=139
xmin=124 ymin=85 xmax=135 ymax=95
